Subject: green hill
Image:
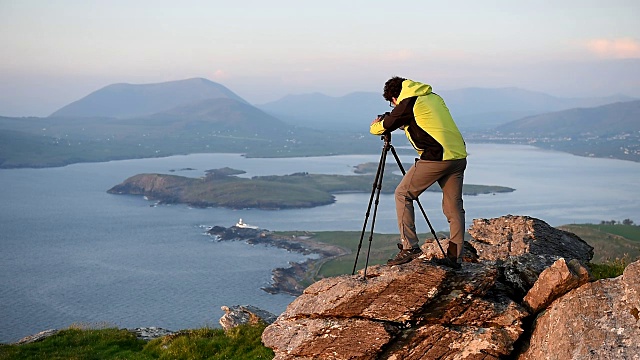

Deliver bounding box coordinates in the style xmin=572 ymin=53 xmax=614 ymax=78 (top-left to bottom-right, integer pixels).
xmin=558 ymin=223 xmax=640 ymax=263
xmin=481 ymin=100 xmax=640 ymax=162
xmin=497 ymin=99 xmax=640 ymax=136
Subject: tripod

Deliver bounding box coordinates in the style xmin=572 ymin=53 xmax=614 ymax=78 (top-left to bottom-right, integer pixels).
xmin=352 ymin=133 xmax=450 ymax=278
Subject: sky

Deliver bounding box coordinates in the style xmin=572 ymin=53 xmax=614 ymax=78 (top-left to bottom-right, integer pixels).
xmin=1 ymin=0 xmax=639 ymax=117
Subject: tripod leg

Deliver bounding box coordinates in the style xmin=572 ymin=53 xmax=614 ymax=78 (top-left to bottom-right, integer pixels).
xmin=362 ymin=145 xmax=389 ymax=278
xmin=352 ymin=143 xmax=388 ymax=275
xmin=388 ymin=146 xmax=450 ymax=262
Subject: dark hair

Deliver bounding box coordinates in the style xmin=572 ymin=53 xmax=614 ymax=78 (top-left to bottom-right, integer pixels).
xmin=383 ymin=76 xmax=406 ymax=102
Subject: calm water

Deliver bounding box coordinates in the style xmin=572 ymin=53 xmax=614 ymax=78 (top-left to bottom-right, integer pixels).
xmin=1 ymin=144 xmax=639 ymax=342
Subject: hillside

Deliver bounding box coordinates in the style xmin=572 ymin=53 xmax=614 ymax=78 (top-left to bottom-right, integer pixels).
xmin=496 ymin=99 xmax=640 ymax=136
xmin=484 ymin=100 xmax=640 ymax=162
xmin=558 ymin=223 xmax=640 ymax=263
xmin=49 ymin=77 xmax=247 ymax=118
xmin=0 ymin=96 xmax=383 ymax=168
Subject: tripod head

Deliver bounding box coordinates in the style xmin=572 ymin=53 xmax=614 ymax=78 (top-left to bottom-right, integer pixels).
xmin=380 ymin=133 xmax=391 ymax=148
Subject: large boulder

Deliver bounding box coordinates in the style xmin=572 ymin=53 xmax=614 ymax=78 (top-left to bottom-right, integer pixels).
xmin=518 ymin=260 xmax=640 ymax=359
xmin=468 ymin=215 xmax=594 ymax=262
xmin=263 ymin=261 xmax=529 ymax=360
xmin=469 ymin=215 xmax=594 ymax=300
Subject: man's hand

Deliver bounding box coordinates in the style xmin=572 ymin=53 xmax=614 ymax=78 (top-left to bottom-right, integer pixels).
xmin=371 ymin=112 xmax=388 ymax=125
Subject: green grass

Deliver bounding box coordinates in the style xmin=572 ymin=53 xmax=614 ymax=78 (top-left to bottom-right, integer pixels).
xmin=0 ymin=324 xmax=273 ymax=360
xmin=274 ymin=230 xmax=452 ymax=278
xmin=0 ymin=327 xmax=148 ymax=360
xmin=558 ymin=224 xmax=640 ymax=263
xmin=580 ymin=224 xmax=640 ymax=242
xmin=560 ymin=223 xmax=639 ymax=279
xmin=143 ymin=324 xmax=273 ymax=360
xmin=588 ymin=258 xmax=628 ymax=280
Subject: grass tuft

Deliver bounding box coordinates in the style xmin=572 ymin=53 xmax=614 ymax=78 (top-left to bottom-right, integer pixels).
xmin=0 ymin=324 xmax=273 ymax=360
xmin=588 ymin=257 xmax=629 ymax=280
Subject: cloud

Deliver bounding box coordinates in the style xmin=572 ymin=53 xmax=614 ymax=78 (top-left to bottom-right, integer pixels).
xmin=586 ymin=38 xmax=640 ymax=59
xmin=212 ymin=69 xmax=228 ymax=79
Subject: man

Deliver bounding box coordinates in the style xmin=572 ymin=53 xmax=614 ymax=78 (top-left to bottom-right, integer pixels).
xmin=370 ymin=76 xmax=467 ymax=268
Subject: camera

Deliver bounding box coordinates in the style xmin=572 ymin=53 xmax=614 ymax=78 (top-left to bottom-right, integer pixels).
xmin=377 ymin=112 xmax=390 ymax=121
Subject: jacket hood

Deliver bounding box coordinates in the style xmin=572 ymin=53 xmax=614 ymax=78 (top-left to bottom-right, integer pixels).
xmin=397 ymin=80 xmax=432 ymax=103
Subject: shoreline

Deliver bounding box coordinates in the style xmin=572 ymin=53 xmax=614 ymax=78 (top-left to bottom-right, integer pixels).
xmin=206 ymin=225 xmax=350 ymax=296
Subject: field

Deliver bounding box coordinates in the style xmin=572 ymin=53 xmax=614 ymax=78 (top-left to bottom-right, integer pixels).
xmin=558 ymin=224 xmax=640 ymax=263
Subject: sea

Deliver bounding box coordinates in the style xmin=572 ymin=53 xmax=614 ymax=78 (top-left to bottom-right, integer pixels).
xmin=1 ymin=143 xmax=639 ymax=343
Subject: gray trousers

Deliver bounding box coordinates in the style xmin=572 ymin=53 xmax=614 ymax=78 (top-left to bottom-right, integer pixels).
xmin=395 ymin=158 xmax=467 ymax=257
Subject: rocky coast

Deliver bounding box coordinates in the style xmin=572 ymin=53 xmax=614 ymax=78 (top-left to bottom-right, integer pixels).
xmin=206 ymin=225 xmax=350 ymax=296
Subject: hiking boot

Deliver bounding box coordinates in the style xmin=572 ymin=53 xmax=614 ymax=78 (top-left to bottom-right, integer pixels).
xmin=445 ymin=242 xmax=462 ymax=269
xmin=387 ymin=243 xmax=422 ymax=266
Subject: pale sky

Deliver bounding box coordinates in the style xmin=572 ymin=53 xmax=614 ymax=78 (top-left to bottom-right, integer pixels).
xmin=1 ymin=0 xmax=639 ymax=116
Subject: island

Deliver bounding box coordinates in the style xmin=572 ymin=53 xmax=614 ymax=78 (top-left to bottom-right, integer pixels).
xmin=107 ymin=166 xmax=515 ymax=210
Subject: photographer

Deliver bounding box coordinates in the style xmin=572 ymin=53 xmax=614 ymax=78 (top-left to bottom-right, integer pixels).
xmin=370 ymin=77 xmax=467 ymax=267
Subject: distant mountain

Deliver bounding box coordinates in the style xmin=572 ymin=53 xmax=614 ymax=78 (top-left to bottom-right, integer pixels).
xmin=496 ymin=100 xmax=640 ymax=136
xmin=489 ymin=100 xmax=640 ymax=162
xmin=440 ymin=87 xmax=634 ymax=130
xmin=49 ymin=78 xmax=248 ymax=119
xmin=257 ymin=92 xmax=388 ymax=132
xmin=139 ymin=97 xmax=291 ymax=137
xmin=440 ymin=87 xmax=633 ymax=115
xmin=258 ymin=88 xmax=635 ymax=132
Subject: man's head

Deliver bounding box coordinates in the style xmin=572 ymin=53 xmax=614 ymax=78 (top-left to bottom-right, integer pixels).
xmin=383 ymin=76 xmax=406 ymax=102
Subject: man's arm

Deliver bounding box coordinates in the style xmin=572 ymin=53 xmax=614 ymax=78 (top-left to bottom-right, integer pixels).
xmin=369 ymin=98 xmax=415 ymax=135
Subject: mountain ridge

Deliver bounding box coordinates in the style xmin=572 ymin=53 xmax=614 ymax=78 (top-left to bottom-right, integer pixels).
xmin=49 ymin=77 xmax=248 ymax=119
xmin=496 ymin=99 xmax=640 ymax=135
xmin=2 ymin=77 xmax=639 ymax=167
xmin=257 ymin=87 xmax=636 ymax=131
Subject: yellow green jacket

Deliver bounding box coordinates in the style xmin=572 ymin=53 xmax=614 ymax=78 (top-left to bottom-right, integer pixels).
xmin=370 ymin=80 xmax=467 ymax=161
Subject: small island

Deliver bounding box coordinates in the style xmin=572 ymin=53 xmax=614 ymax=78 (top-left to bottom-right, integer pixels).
xmin=107 ymin=166 xmax=515 ymax=209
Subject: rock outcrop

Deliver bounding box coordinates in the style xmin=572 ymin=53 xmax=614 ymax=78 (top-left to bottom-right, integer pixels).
xmin=518 ymin=260 xmax=640 ymax=359
xmin=219 ymin=305 xmax=277 ymax=331
xmin=262 ymin=215 xmax=640 ymax=360
xmin=467 ymin=215 xmax=594 ymax=262
xmin=129 ymin=327 xmax=175 ymax=341
xmin=14 ymin=329 xmax=59 ymax=345
xmin=263 ymin=261 xmax=528 ymax=359
xmin=522 ymin=257 xmax=592 ymax=313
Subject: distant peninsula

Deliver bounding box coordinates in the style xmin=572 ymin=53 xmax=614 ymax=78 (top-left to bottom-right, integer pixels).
xmin=107 ymin=166 xmax=515 ymax=210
